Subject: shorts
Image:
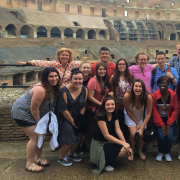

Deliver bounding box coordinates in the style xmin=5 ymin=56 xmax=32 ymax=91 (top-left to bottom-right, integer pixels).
xmin=14 ymin=119 xmax=36 ymax=127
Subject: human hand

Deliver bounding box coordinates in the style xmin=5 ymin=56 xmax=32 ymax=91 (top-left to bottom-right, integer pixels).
xmin=136 ymin=123 xmax=141 ymax=131
xmin=128 ymin=148 xmax=132 ymax=156
xmin=123 ymin=143 xmax=130 ymax=150
xmin=137 ymin=128 xmax=143 ymax=136
xmin=108 ymin=92 xmax=113 ymax=97
xmin=161 ymin=126 xmax=166 ymax=136
xmin=166 ymin=124 xmax=170 ymax=135
xmin=166 ymin=72 xmax=173 ymax=79
xmin=16 ymin=61 xmax=26 ymax=66
xmin=72 ymin=122 xmax=78 ymax=129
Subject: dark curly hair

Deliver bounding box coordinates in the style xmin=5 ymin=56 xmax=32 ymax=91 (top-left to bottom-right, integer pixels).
xmin=111 ymin=59 xmax=133 ymax=88
xmin=41 ymin=67 xmax=61 ymax=102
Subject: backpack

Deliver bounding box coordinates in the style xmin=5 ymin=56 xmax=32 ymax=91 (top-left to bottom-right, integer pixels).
xmin=151 ymin=65 xmax=173 ymax=90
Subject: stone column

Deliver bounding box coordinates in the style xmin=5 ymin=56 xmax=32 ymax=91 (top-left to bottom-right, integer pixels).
xmin=47 ymin=30 xmax=51 ymax=38
xmin=34 ymin=30 xmax=37 ymax=38
xmin=22 ymin=74 xmax=26 ymax=85
xmin=96 ymin=33 xmax=99 ymax=40
xmin=85 ymin=33 xmax=88 ymax=39
xmin=73 ymin=32 xmax=76 ymax=38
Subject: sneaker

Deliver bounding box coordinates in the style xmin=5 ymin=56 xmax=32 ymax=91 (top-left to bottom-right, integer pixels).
xmin=67 ymin=153 xmax=82 ymax=162
xmin=57 ymin=156 xmax=72 ymax=167
xmin=156 ymin=152 xmax=163 ymax=161
xmin=164 ymin=153 xmax=172 ymax=162
xmin=104 ymin=165 xmax=114 ymax=172
xmin=81 ymin=144 xmax=88 ymax=155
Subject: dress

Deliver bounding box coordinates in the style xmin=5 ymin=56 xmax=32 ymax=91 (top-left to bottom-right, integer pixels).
xmin=29 ymin=60 xmax=81 ymax=88
xmin=55 ymin=85 xmax=87 ymax=145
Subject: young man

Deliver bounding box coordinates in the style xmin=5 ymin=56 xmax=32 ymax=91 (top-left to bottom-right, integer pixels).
xmin=168 ymin=42 xmax=180 ymax=76
xmin=151 ymin=51 xmax=178 ymax=93
xmin=91 ymin=47 xmax=116 ymax=80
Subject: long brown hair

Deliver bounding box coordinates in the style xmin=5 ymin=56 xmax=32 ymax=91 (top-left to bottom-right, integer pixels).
xmin=128 ymin=79 xmax=148 ymax=108
xmin=112 ymin=59 xmax=133 ymax=88
xmin=95 ymin=62 xmax=110 ymax=95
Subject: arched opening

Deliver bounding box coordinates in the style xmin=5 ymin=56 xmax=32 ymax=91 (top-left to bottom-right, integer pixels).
xmin=175 ymin=23 xmax=180 ymax=30
xmin=38 ymin=71 xmax=42 ymax=80
xmin=158 ymin=31 xmax=162 ymax=39
xmin=5 ymin=24 xmax=16 ymax=36
xmin=165 ymin=23 xmax=173 ymax=31
xmin=156 ymin=23 xmax=164 ymax=39
xmin=37 ymin=26 xmax=47 ymax=37
xmin=13 ymin=73 xmax=23 ymax=85
xmin=50 ymin=27 xmax=61 ymax=38
xmin=64 ymin=28 xmax=73 ymax=38
xmin=170 ymin=33 xmax=176 ymax=40
xmin=88 ymin=29 xmax=96 ymax=39
xmin=76 ymin=29 xmax=85 ymax=39
xmin=99 ymin=30 xmax=107 ymax=40
xmin=26 ymin=71 xmax=36 ymax=82
xmin=110 ymin=54 xmax=115 ymax=59
xmin=177 ymin=32 xmax=180 ymax=40
xmin=20 ymin=25 xmax=33 ymax=38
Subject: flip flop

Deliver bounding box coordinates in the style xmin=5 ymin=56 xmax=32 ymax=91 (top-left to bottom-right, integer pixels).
xmin=35 ymin=158 xmax=49 ymax=166
xmin=139 ymin=151 xmax=146 ymax=160
xmin=25 ymin=163 xmax=44 ymax=172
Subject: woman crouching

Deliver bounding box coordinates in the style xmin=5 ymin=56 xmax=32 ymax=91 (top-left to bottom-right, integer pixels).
xmin=90 ymin=96 xmax=132 ymax=173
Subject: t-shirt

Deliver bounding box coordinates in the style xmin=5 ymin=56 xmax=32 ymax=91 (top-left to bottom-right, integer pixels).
xmin=87 ymin=77 xmax=109 ymax=112
xmin=91 ymin=61 xmax=116 ymax=80
xmin=93 ymin=112 xmax=118 ymax=142
xmin=129 ymin=64 xmax=154 ymax=93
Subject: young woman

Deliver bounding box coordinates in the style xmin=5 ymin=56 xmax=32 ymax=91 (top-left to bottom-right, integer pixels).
xmin=55 ymin=69 xmax=88 ymax=167
xmin=11 ymin=67 xmax=61 ymax=172
xmin=87 ymin=62 xmax=111 ymax=114
xmin=123 ymin=79 xmax=153 ymax=161
xmin=110 ymin=59 xmax=133 ymax=139
xmin=90 ymin=96 xmax=132 ymax=173
xmin=79 ymin=60 xmax=92 ymax=86
xmin=16 ymin=48 xmax=81 ymax=88
xmin=152 ymin=76 xmax=178 ymax=162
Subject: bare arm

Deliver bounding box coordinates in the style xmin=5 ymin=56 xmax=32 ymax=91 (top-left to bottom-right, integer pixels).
xmin=30 ymin=87 xmax=46 ymax=123
xmin=115 ymin=120 xmax=126 ymax=142
xmin=150 ymin=87 xmax=153 ymax=95
xmin=88 ymin=89 xmax=102 ymax=106
xmin=109 ymin=76 xmax=115 ymax=98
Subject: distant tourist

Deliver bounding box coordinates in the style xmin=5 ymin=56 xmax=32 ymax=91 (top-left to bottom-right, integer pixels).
xmin=110 ymin=58 xmax=133 ymax=140
xmin=151 ymin=51 xmax=178 ymax=93
xmin=152 ymin=76 xmax=178 ymax=162
xmin=123 ymin=79 xmax=153 ymax=161
xmin=16 ymin=48 xmax=81 ymax=88
xmin=55 ymin=68 xmax=88 ymax=167
xmin=91 ymin=47 xmax=116 ymax=80
xmin=90 ymin=96 xmax=132 ymax=173
xmin=11 ymin=67 xmax=61 ymax=172
xmin=129 ymin=52 xmax=157 ymax=93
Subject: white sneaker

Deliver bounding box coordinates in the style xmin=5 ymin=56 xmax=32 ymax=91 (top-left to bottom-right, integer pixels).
xmin=104 ymin=165 xmax=114 ymax=172
xmin=156 ymin=152 xmax=163 ymax=161
xmin=164 ymin=153 xmax=172 ymax=162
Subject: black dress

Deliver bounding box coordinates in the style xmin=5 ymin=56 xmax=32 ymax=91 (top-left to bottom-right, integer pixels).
xmin=93 ymin=112 xmax=123 ymax=166
xmin=55 ymin=85 xmax=86 ymax=145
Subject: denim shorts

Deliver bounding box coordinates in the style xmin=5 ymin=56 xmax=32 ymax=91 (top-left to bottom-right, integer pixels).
xmin=14 ymin=119 xmax=36 ymax=127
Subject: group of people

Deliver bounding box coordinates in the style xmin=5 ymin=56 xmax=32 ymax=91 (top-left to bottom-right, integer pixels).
xmin=11 ymin=45 xmax=180 ymax=173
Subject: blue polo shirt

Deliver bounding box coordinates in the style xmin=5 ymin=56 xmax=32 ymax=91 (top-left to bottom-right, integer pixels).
xmin=151 ymin=64 xmax=179 ymax=92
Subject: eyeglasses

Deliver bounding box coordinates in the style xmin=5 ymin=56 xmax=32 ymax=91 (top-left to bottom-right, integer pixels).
xmin=118 ymin=63 xmax=126 ymax=66
xmin=139 ymin=59 xmax=147 ymax=61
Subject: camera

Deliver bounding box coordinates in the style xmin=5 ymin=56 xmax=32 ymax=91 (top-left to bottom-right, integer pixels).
xmin=134 ymin=131 xmax=139 ymax=141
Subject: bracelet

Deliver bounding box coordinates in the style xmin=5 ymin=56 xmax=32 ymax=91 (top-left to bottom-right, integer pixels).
xmin=26 ymin=61 xmax=28 ymax=65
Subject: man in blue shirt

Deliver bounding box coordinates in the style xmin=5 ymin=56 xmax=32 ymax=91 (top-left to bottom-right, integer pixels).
xmin=168 ymin=43 xmax=180 ymax=75
xmin=151 ymin=51 xmax=179 ymax=93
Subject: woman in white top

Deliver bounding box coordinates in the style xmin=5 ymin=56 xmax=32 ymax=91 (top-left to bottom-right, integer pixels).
xmin=123 ymin=79 xmax=153 ymax=161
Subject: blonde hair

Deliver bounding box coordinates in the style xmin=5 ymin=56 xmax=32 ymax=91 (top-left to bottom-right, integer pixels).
xmin=134 ymin=51 xmax=149 ymax=63
xmin=176 ymin=42 xmax=180 ymax=48
xmin=56 ymin=48 xmax=74 ymax=63
xmin=79 ymin=60 xmax=91 ymax=69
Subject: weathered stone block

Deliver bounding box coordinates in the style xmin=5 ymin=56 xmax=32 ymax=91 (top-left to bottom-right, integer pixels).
xmin=0 ymin=123 xmax=15 ymax=127
xmin=2 ymin=138 xmax=11 ymax=141
xmin=12 ymin=131 xmax=25 ymax=135
xmin=11 ymin=137 xmax=28 ymax=140
xmin=0 ymin=134 xmax=14 ymax=138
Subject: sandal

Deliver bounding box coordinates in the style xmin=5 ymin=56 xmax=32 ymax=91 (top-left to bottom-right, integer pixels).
xmin=25 ymin=163 xmax=44 ymax=172
xmin=139 ymin=151 xmax=146 ymax=160
xmin=127 ymin=151 xmax=134 ymax=161
xmin=35 ymin=158 xmax=49 ymax=166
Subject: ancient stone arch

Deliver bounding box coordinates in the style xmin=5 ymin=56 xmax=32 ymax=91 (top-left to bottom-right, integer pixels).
xmin=88 ymin=29 xmax=96 ymax=39
xmin=165 ymin=23 xmax=173 ymax=31
xmin=175 ymin=23 xmax=180 ymax=30
xmin=50 ymin=27 xmax=61 ymax=38
xmin=64 ymin=28 xmax=73 ymax=38
xmin=26 ymin=71 xmax=36 ymax=82
xmin=20 ymin=25 xmax=33 ymax=38
xmin=13 ymin=73 xmax=23 ymax=85
xmin=155 ymin=22 xmax=164 ymax=39
xmin=76 ymin=29 xmax=85 ymax=39
xmin=5 ymin=24 xmax=17 ymax=36
xmin=99 ymin=30 xmax=107 ymax=40
xmin=37 ymin=26 xmax=47 ymax=37
xmin=170 ymin=33 xmax=177 ymax=40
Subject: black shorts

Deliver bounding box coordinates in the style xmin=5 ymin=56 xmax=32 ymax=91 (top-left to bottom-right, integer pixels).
xmin=14 ymin=119 xmax=36 ymax=127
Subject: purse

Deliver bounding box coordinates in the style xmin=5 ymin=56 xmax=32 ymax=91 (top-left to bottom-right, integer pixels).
xmin=143 ymin=96 xmax=157 ymax=143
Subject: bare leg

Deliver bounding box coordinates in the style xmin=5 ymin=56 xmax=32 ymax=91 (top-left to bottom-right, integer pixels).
xmin=22 ymin=126 xmax=42 ymax=170
xmin=59 ymin=145 xmax=71 ymax=159
xmin=137 ymin=135 xmax=146 ymax=160
xmin=68 ymin=142 xmax=80 ymax=155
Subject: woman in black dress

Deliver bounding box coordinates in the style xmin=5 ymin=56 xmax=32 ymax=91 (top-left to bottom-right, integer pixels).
xmin=90 ymin=96 xmax=132 ymax=173
xmin=55 ymin=69 xmax=88 ymax=167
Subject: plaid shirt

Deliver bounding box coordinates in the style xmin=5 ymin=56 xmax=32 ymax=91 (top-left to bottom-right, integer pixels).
xmin=168 ymin=56 xmax=180 ymax=75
